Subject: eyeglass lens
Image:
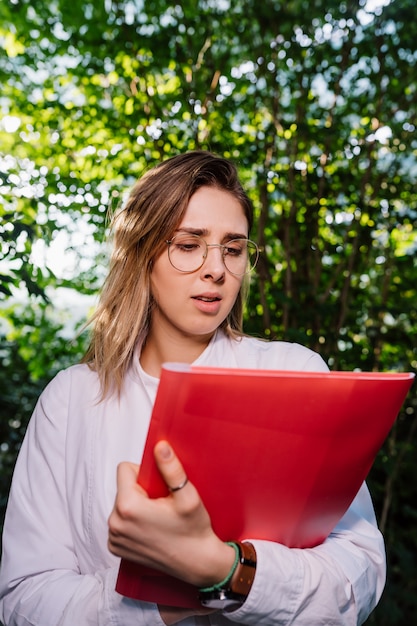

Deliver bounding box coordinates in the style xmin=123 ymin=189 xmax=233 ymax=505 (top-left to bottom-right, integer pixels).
xmin=168 ymin=234 xmax=258 ymax=275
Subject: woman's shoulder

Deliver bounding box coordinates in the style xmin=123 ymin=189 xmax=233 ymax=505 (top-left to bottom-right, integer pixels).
xmin=48 ymin=361 xmax=99 ymax=384
xmin=218 ymin=332 xmax=329 ymax=372
xmin=40 ymin=362 xmax=101 ymax=404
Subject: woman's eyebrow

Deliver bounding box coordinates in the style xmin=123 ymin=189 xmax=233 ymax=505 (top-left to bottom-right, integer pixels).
xmin=175 ymin=227 xmax=208 ymax=236
xmin=175 ymin=227 xmax=248 ymax=241
xmin=223 ymin=231 xmax=248 ymax=241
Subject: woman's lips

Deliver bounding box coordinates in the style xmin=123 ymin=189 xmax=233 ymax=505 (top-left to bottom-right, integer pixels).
xmin=192 ymin=294 xmax=222 ymax=313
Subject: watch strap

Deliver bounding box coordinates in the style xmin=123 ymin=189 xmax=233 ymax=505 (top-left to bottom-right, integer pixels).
xmin=198 ymin=541 xmax=257 ymax=608
xmin=229 ymin=541 xmax=257 ymax=596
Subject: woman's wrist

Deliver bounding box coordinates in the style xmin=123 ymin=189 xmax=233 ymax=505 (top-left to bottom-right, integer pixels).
xmin=192 ymin=539 xmax=237 ymax=588
xmin=199 ymin=542 xmax=257 ymax=609
xmin=198 ymin=542 xmax=241 ymax=593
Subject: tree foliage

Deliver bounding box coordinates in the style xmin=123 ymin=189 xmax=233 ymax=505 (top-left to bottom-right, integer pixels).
xmin=0 ymin=0 xmax=416 ymax=622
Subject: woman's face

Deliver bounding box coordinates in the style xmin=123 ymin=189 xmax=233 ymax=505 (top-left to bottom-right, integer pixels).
xmin=149 ymin=185 xmax=248 ymax=344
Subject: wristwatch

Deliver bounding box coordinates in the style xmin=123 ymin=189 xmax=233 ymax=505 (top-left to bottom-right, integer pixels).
xmin=199 ymin=541 xmax=257 ymax=610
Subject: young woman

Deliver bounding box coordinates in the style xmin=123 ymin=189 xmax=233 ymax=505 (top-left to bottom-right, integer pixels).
xmin=0 ymin=151 xmax=385 ymax=625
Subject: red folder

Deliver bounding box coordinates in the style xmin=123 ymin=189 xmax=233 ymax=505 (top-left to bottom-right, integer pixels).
xmin=116 ymin=365 xmax=414 ymax=608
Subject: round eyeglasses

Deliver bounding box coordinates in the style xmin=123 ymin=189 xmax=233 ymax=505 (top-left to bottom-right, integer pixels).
xmin=166 ymin=233 xmax=260 ymax=276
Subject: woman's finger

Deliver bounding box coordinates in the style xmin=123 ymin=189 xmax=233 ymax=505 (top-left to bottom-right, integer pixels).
xmin=153 ymin=440 xmax=189 ymax=494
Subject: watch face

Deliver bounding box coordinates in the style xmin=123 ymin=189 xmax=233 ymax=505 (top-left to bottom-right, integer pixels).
xmin=199 ymin=589 xmax=245 ymax=610
xmin=200 ymin=597 xmax=242 ymax=610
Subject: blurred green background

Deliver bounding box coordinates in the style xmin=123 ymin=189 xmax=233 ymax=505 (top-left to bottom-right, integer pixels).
xmin=1 ymin=0 xmax=416 ymax=623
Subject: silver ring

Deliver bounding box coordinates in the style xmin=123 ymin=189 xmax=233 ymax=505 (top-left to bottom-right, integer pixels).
xmin=168 ymin=477 xmax=189 ymax=492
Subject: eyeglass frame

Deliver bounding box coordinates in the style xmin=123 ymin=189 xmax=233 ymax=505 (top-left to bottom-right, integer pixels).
xmin=165 ymin=233 xmax=260 ymax=276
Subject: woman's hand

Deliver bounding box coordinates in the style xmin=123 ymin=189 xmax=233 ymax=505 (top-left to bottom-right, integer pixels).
xmin=108 ymin=440 xmax=236 ymax=588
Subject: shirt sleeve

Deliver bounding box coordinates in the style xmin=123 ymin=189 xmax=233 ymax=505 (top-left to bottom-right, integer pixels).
xmin=225 ymin=483 xmax=386 ymax=625
xmin=0 ymin=372 xmax=165 ymax=626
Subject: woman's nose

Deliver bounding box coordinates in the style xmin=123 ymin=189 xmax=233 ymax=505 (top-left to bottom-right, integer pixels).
xmin=200 ymin=244 xmax=226 ymax=279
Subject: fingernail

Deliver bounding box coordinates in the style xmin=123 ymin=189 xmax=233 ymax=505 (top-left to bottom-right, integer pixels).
xmin=157 ymin=441 xmax=172 ymax=460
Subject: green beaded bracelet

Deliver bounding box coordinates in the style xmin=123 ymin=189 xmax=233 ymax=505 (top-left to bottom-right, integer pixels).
xmin=198 ymin=541 xmax=240 ymax=593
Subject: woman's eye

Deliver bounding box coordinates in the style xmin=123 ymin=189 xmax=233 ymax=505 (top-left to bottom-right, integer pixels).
xmin=176 ymin=241 xmax=201 ymax=252
xmin=225 ymin=245 xmax=243 ymax=256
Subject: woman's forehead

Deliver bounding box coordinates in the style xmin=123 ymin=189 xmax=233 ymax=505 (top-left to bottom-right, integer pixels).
xmin=180 ymin=186 xmax=249 ymax=233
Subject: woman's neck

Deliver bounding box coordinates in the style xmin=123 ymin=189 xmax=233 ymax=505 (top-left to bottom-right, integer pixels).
xmin=140 ymin=327 xmax=215 ymax=378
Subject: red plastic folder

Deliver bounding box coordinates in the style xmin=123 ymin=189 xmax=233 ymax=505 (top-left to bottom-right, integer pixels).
xmin=116 ymin=365 xmax=414 ymax=608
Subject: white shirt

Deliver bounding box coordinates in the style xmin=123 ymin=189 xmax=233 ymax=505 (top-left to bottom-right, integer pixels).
xmin=0 ymin=332 xmax=386 ymax=625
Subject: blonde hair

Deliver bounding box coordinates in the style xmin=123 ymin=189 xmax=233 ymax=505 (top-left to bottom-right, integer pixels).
xmin=82 ymin=150 xmax=254 ymax=397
